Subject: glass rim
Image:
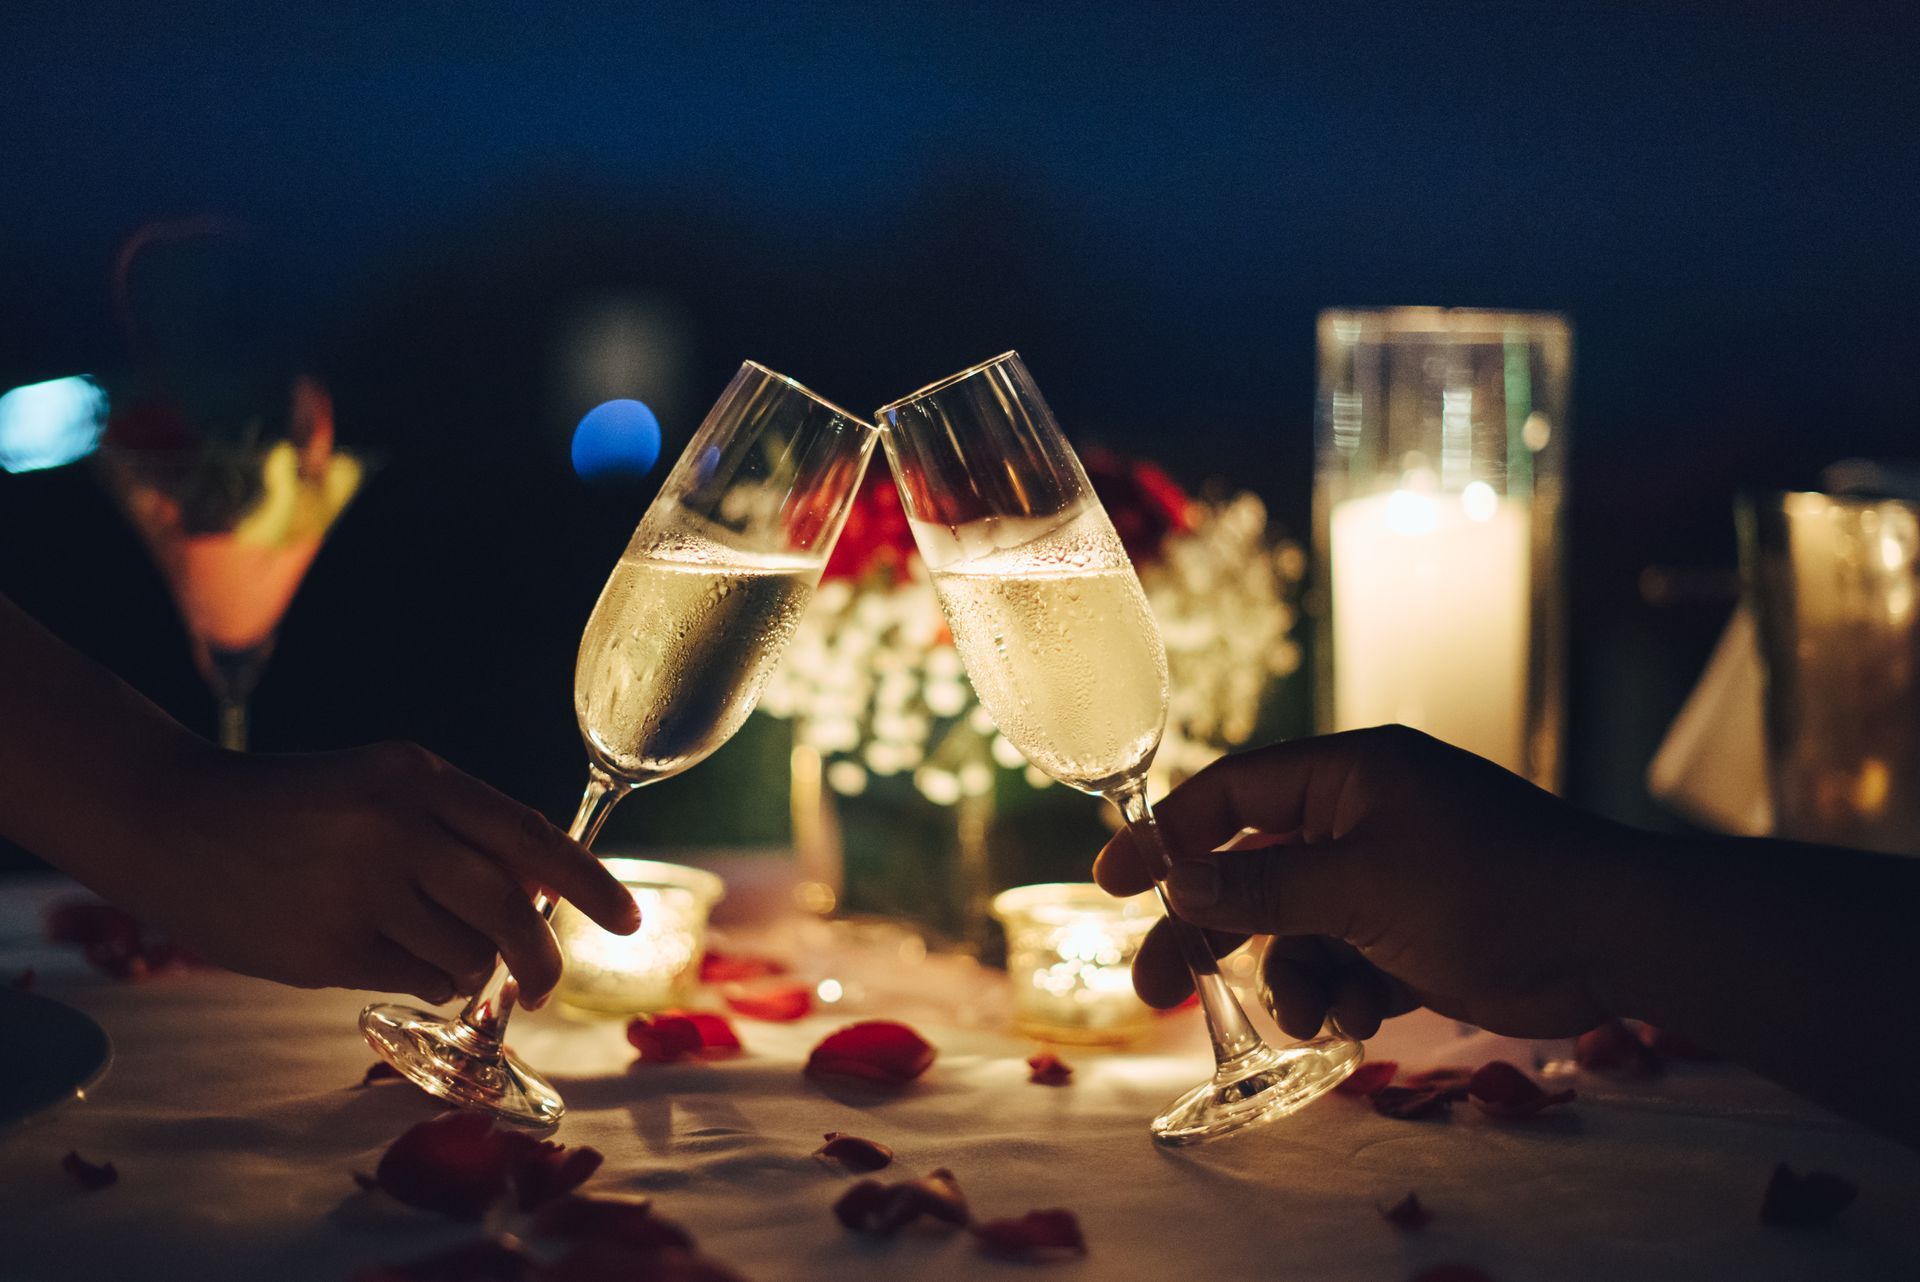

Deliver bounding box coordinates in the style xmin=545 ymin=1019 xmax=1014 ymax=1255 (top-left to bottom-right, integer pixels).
xmin=1318 ymin=307 xmax=1571 ymax=338
xmin=874 ymin=350 xmax=1022 ymax=420
xmin=739 ymin=361 xmax=877 ymax=434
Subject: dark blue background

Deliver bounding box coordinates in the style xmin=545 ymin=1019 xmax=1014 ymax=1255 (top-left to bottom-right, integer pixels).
xmin=3 ymin=1 xmax=1916 ymax=862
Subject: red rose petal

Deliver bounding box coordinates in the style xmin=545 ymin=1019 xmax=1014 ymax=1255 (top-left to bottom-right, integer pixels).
xmin=358 ymin=1061 xmax=402 ymax=1089
xmin=11 ymin=967 xmax=33 ymax=991
xmin=814 ymin=1133 xmax=894 ymax=1173
xmin=673 ymin=1011 xmax=743 ymax=1054
xmin=806 ymin=1021 xmax=936 ymax=1088
xmin=1378 ymin=1191 xmax=1431 ymax=1230
xmin=531 ymin=1194 xmax=695 ymax=1252
xmin=1645 ymin=1025 xmax=1721 ymax=1062
xmin=722 ymin=982 xmax=813 ymax=1023
xmin=1027 ymin=1053 xmax=1073 ymax=1087
xmin=1158 ymin=992 xmax=1201 ymax=1015
xmin=627 ymin=1015 xmax=705 ymax=1063
xmin=972 ymin=1209 xmax=1088 ymax=1261
xmin=371 ymin=1110 xmax=510 ymax=1221
xmin=1410 ymin=1266 xmax=1495 ymax=1282
xmin=1371 ymin=1085 xmax=1454 ymax=1120
xmin=352 ymin=1236 xmax=536 ymax=1282
xmin=1575 ymin=1020 xmax=1663 ymax=1077
xmin=833 ymin=1169 xmax=969 ymax=1236
xmin=698 ymin=950 xmax=789 ymax=985
xmin=1759 ymin=1162 xmax=1859 ymax=1226
xmin=61 ymin=1150 xmax=118 ymax=1191
xmin=1400 ymin=1066 xmax=1474 ymax=1098
xmin=1335 ymin=1060 xmax=1399 ymax=1097
xmin=1467 ymin=1060 xmax=1576 ymax=1119
xmin=497 ymin=1132 xmax=604 ymax=1211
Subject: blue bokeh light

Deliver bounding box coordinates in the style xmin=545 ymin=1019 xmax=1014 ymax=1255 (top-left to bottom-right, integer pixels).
xmin=571 ymin=398 xmax=662 ymax=480
xmin=0 ymin=376 xmax=109 ymax=473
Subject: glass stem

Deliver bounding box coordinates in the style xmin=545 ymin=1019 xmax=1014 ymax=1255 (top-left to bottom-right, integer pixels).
xmin=218 ymin=698 xmax=248 ymax=752
xmin=1112 ymin=778 xmax=1265 ymax=1067
xmin=457 ymin=766 xmax=626 ymax=1046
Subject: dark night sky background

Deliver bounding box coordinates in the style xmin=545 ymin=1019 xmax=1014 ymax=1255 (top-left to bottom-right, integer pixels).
xmin=2 ymin=1 xmax=1917 ymax=868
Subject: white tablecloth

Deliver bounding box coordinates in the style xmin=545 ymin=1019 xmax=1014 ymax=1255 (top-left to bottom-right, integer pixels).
xmin=4 ymin=870 xmax=1918 ymax=1281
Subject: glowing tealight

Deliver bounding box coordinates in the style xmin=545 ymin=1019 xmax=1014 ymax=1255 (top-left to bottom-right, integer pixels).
xmin=1384 ymin=488 xmax=1440 ymax=536
xmin=571 ymin=399 xmax=662 ymax=480
xmin=1461 ymin=480 xmax=1499 ymax=522
xmin=991 ymin=884 xmax=1157 ymax=1045
xmin=548 ymin=858 xmax=723 ymax=1017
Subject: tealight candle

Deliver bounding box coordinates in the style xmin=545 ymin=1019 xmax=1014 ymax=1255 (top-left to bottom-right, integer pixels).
xmin=549 ymin=858 xmax=724 ymax=1017
xmin=992 ymin=883 xmax=1157 ymax=1045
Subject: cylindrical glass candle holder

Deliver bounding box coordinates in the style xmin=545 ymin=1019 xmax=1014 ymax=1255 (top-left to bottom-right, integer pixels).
xmin=549 ymin=858 xmax=725 ymax=1017
xmin=991 ymin=883 xmax=1157 ymax=1045
xmin=1313 ymin=308 xmax=1571 ymax=788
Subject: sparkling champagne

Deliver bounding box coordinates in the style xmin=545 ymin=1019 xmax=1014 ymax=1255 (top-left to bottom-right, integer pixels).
xmin=575 ymin=542 xmax=814 ymax=779
xmin=926 ymin=509 xmax=1168 ymax=792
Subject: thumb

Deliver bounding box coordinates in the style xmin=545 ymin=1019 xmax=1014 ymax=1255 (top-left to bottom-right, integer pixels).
xmin=1166 ymin=842 xmax=1360 ymax=939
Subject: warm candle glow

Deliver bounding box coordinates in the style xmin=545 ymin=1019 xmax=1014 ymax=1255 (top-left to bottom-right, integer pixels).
xmin=992 ymin=883 xmax=1157 ymax=1045
xmin=549 ymin=858 xmax=724 ymax=1017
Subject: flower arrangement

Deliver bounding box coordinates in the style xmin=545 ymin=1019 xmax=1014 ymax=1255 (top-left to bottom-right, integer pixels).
xmin=760 ymin=449 xmax=1305 ymax=806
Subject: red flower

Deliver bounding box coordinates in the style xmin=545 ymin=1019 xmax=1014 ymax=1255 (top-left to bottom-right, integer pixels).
xmin=1759 ymin=1163 xmax=1858 ymax=1227
xmin=1399 ymin=1066 xmax=1474 ymax=1098
xmin=813 ymin=1133 xmax=895 ymax=1173
xmin=498 ymin=1132 xmax=604 ymax=1211
xmin=723 ymin=982 xmax=813 ymax=1023
xmin=805 ymin=1021 xmax=936 ymax=1088
xmin=367 ymin=1111 xmax=510 ymax=1222
xmin=626 ymin=1012 xmax=740 ymax=1063
xmin=833 ymin=1169 xmax=969 ymax=1236
xmin=352 ymin=1237 xmax=535 ymax=1282
xmin=62 ymin=1151 xmax=118 ymax=1191
xmin=1378 ymin=1192 xmax=1432 ymax=1230
xmin=1026 ymin=1053 xmax=1073 ymax=1087
xmin=820 ymin=470 xmax=918 ymax=583
xmin=972 ymin=1209 xmax=1088 ymax=1261
xmin=1082 ymin=447 xmax=1192 ymax=565
xmin=1334 ymin=1060 xmax=1398 ymax=1098
xmin=1466 ymin=1061 xmax=1576 ymax=1120
xmin=1575 ymin=1020 xmax=1663 ymax=1077
xmin=698 ymin=951 xmax=787 ymax=985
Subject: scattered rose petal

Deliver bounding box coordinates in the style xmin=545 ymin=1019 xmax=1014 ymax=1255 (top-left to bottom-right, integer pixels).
xmin=498 ymin=1133 xmax=604 ymax=1210
xmin=44 ymin=897 xmax=205 ymax=981
xmin=1410 ymin=1266 xmax=1495 ymax=1282
xmin=11 ymin=967 xmax=33 ymax=991
xmin=1400 ymin=1066 xmax=1475 ymax=1098
xmin=1370 ymin=1085 xmax=1454 ymax=1120
xmin=1467 ymin=1061 xmax=1576 ymax=1120
xmin=61 ymin=1150 xmax=117 ymax=1191
xmin=806 ymin=1021 xmax=936 ymax=1088
xmin=1759 ymin=1163 xmax=1859 ymax=1227
xmin=723 ymin=982 xmax=813 ymax=1022
xmin=833 ymin=1168 xmax=969 ymax=1236
xmin=1027 ymin=1053 xmax=1073 ymax=1087
xmin=673 ymin=1011 xmax=742 ymax=1054
xmin=699 ymin=951 xmax=787 ymax=984
xmin=814 ymin=1133 xmax=894 ymax=1173
xmin=352 ymin=1236 xmax=535 ymax=1282
xmin=1644 ymin=1025 xmax=1721 ymax=1062
xmin=972 ymin=1209 xmax=1088 ymax=1261
xmin=627 ymin=1015 xmax=705 ymax=1063
xmin=1335 ymin=1060 xmax=1399 ymax=1097
xmin=531 ymin=1194 xmax=694 ymax=1251
xmin=1575 ymin=1020 xmax=1663 ymax=1077
xmin=358 ymin=1061 xmax=402 ymax=1089
xmin=1378 ymin=1192 xmax=1431 ymax=1230
xmin=369 ymin=1110 xmax=510 ymax=1221
xmin=545 ymin=1243 xmax=744 ymax=1282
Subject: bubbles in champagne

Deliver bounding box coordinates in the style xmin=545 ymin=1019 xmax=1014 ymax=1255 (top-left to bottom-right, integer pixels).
xmin=575 ymin=539 xmax=814 ymax=780
xmin=927 ymin=508 xmax=1169 ymax=793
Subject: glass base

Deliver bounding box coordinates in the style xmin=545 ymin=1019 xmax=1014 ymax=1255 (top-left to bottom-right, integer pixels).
xmin=359 ymin=1003 xmax=565 ymax=1128
xmin=1151 ymin=1036 xmax=1363 ymax=1146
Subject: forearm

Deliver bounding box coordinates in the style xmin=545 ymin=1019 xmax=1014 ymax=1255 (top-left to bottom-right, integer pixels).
xmin=0 ymin=594 xmax=220 ymax=898
xmin=1595 ymin=828 xmax=1920 ymax=1146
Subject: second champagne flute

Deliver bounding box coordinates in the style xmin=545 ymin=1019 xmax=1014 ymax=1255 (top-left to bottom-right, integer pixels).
xmin=877 ymin=352 xmax=1361 ymax=1144
xmin=362 ymin=362 xmax=878 ymax=1125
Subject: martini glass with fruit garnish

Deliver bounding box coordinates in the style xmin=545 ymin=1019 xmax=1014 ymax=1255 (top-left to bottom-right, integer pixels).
xmin=97 ymin=376 xmax=364 ymax=749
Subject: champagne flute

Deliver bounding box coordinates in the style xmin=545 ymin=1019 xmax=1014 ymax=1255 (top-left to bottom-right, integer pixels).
xmin=362 ymin=362 xmax=877 ymax=1126
xmin=876 ymin=352 xmax=1361 ymax=1144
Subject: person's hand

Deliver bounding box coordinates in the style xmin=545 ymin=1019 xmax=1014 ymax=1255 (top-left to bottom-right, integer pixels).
xmin=1094 ymin=726 xmax=1643 ymax=1041
xmin=107 ymin=741 xmax=638 ymax=1005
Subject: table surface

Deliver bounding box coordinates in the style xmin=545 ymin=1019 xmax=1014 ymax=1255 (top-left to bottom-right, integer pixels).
xmin=4 ymin=870 xmax=1919 ymax=1282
